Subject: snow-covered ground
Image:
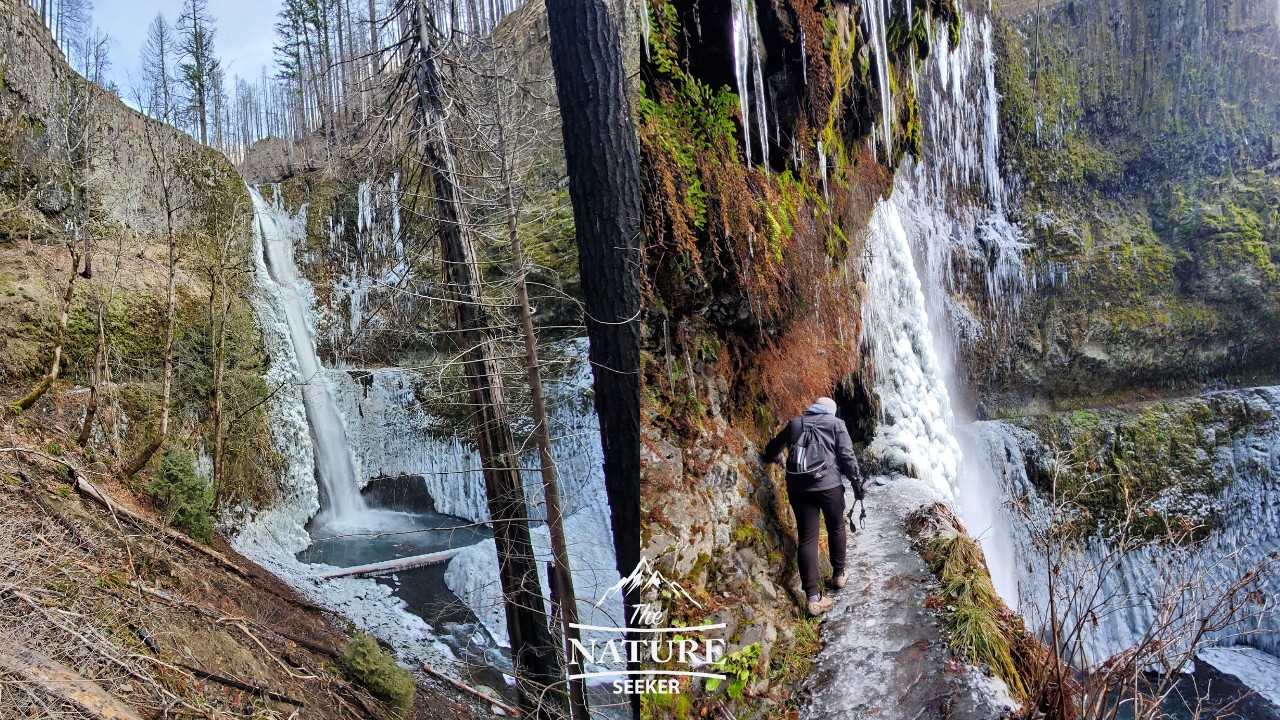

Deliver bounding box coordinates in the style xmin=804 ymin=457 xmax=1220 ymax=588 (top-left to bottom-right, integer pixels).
xmin=1199 ymin=647 xmax=1280 ymax=707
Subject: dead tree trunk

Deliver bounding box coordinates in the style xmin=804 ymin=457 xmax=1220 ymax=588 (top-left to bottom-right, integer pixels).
xmin=77 ymin=298 xmax=107 ymax=446
xmin=544 ymin=0 xmax=643 ymax=632
xmin=408 ymin=2 xmax=565 ymax=716
xmin=505 ymin=152 xmax=588 ymax=720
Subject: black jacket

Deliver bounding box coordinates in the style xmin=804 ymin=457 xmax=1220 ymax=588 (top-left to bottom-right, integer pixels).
xmin=764 ymin=411 xmax=863 ymax=496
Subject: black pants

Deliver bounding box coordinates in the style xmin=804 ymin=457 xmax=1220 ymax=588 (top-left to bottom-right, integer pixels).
xmin=789 ymin=485 xmax=847 ymax=599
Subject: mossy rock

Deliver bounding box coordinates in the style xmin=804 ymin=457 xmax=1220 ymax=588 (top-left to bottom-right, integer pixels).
xmin=340 ymin=633 xmax=416 ymax=714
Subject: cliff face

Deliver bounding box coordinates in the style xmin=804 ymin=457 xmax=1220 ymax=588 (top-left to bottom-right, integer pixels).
xmin=978 ymin=0 xmax=1280 ymax=411
xmin=0 ymin=0 xmax=276 ymax=524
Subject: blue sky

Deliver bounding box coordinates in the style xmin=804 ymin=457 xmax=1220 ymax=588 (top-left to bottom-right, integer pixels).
xmin=93 ymin=0 xmax=283 ymax=98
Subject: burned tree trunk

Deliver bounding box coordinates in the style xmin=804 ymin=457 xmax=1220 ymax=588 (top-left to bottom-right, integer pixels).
xmin=407 ymin=1 xmax=566 ymax=716
xmin=544 ymin=0 xmax=643 ymax=625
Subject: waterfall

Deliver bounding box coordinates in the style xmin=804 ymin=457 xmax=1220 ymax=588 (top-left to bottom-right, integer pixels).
xmin=860 ymin=10 xmax=1027 ymax=604
xmin=249 ymin=187 xmax=368 ymax=525
xmin=861 ymin=193 xmax=961 ymax=501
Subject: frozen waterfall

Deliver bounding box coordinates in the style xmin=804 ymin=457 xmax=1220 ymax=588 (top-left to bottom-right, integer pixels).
xmin=859 ymin=10 xmax=1027 ymax=605
xmin=861 ymin=193 xmax=961 ymax=501
xmin=249 ymin=187 xmax=368 ymax=525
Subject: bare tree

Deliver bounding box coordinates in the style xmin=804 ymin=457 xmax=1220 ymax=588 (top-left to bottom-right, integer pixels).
xmin=177 ymin=0 xmax=220 ymax=144
xmin=393 ymin=1 xmax=567 ymax=716
xmin=141 ymin=14 xmax=177 ymax=122
xmin=125 ymin=122 xmax=187 ymax=478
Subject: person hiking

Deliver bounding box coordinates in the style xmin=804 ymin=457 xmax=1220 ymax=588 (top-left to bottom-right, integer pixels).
xmin=763 ymin=397 xmax=864 ymax=616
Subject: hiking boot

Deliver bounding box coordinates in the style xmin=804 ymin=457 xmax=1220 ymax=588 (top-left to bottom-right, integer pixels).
xmin=832 ymin=570 xmax=849 ymax=590
xmin=807 ymin=595 xmax=834 ymax=616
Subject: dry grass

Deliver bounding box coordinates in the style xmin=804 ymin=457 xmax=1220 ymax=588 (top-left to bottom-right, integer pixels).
xmin=0 ymin=416 xmax=483 ymax=720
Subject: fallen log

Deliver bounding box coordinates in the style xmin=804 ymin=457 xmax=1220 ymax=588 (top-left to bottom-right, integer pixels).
xmin=420 ymin=663 xmax=520 ymax=716
xmin=314 ymin=549 xmax=460 ymax=580
xmin=0 ymin=643 xmax=142 ymax=720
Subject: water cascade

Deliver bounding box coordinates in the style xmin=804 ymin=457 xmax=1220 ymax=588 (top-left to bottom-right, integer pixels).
xmin=249 ymin=187 xmax=368 ymax=525
xmin=859 ymin=9 xmax=1027 ymax=604
xmin=236 ymin=182 xmax=623 ymax=693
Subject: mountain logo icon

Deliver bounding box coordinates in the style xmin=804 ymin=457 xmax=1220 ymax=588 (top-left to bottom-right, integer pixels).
xmin=595 ymin=556 xmax=702 ymax=610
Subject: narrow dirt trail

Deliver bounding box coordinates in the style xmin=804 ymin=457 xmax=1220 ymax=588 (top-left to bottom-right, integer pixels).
xmin=799 ymin=475 xmax=1013 ymax=720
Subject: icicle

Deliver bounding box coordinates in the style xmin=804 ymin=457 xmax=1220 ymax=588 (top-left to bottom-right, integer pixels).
xmin=641 ymin=0 xmax=651 ymax=60
xmin=863 ymin=0 xmax=894 ymax=160
xmin=817 ymin=140 xmax=828 ymax=200
xmin=731 ymin=0 xmax=753 ymax=166
xmin=980 ymin=17 xmax=1005 ymax=213
xmin=799 ymin=26 xmax=808 ymax=86
xmin=749 ymin=2 xmax=770 ymax=171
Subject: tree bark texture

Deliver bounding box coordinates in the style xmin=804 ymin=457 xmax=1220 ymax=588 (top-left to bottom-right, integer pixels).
xmin=543 ymin=0 xmax=643 ymax=618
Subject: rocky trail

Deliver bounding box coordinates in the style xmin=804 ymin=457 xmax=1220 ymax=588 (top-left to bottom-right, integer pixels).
xmin=799 ymin=476 xmax=1014 ymax=720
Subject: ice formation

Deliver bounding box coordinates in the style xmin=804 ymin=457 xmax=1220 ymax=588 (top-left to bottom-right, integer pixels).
xmin=236 ymin=183 xmax=622 ymax=683
xmin=860 ymin=193 xmax=962 ymax=501
xmin=971 ymin=388 xmax=1280 ymax=667
xmin=730 ymin=0 xmax=769 ymax=169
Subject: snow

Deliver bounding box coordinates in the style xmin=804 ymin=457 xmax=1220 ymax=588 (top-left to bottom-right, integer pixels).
xmin=800 ymin=475 xmax=1021 ymax=718
xmin=1198 ymin=646 xmax=1280 ymax=707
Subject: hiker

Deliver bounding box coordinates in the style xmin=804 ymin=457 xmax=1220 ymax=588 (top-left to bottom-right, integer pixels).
xmin=762 ymin=397 xmax=864 ymax=616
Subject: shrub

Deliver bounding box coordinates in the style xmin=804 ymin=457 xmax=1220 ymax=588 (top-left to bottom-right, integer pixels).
xmin=146 ymin=447 xmax=213 ymax=543
xmin=340 ymin=633 xmax=415 ymax=714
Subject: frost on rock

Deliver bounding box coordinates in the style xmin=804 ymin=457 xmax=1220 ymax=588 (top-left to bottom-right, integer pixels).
xmin=974 ymin=388 xmax=1280 ymax=668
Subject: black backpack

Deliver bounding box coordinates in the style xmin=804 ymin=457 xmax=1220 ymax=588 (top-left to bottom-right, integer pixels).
xmin=785 ymin=418 xmax=830 ymax=485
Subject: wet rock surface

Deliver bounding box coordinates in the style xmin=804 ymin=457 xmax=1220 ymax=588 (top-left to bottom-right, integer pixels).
xmin=800 ymin=476 xmax=1015 ymax=720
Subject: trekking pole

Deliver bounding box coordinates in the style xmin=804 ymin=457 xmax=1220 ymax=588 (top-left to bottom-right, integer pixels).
xmin=858 ymin=498 xmax=867 ymax=530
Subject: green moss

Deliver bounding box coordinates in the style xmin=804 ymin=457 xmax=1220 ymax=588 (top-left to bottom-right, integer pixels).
xmin=1024 ymin=393 xmax=1258 ymax=541
xmin=340 ymin=633 xmax=415 ymax=715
